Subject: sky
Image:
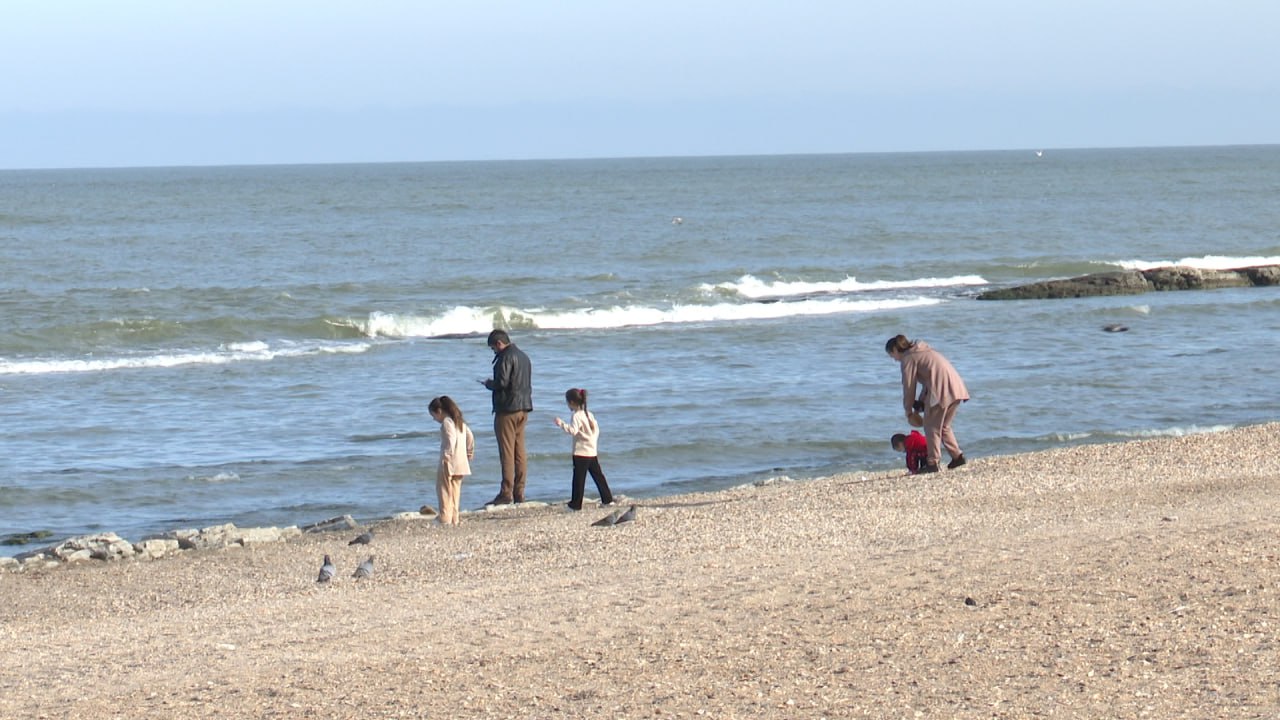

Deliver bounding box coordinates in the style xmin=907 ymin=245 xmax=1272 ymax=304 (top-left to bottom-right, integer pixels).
xmin=2 ymin=0 xmax=1277 ymax=169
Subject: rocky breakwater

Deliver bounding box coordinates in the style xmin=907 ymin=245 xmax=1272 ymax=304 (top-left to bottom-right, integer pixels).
xmin=0 ymin=515 xmax=370 ymax=574
xmin=977 ymin=264 xmax=1280 ymax=300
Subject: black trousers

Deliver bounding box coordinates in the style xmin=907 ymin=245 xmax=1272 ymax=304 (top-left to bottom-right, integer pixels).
xmin=569 ymin=455 xmax=613 ymax=509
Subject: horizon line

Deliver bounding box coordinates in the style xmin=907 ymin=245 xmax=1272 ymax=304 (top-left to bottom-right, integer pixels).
xmin=3 ymin=142 xmax=1277 ymax=173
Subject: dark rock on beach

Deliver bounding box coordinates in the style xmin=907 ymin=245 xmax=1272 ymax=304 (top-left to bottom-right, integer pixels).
xmin=976 ymin=264 xmax=1280 ymax=301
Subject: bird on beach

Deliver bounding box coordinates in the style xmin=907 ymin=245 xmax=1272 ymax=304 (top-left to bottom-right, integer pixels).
xmin=592 ymin=509 xmax=621 ymax=527
xmin=348 ymin=529 xmax=374 ymax=545
xmin=615 ymin=505 xmax=637 ymax=524
xmin=353 ymin=555 xmax=375 ymax=579
xmin=317 ymin=554 xmax=335 ymax=583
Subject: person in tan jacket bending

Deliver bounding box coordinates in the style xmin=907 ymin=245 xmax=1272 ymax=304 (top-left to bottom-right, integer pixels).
xmin=429 ymin=395 xmax=475 ymax=525
xmin=885 ymin=334 xmax=970 ymax=473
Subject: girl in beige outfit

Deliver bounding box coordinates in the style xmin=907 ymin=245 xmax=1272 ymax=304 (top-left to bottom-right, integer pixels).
xmin=885 ymin=334 xmax=970 ymax=472
xmin=429 ymin=396 xmax=475 ymax=525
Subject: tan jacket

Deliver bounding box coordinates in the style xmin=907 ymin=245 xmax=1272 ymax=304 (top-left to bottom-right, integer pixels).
xmin=438 ymin=418 xmax=475 ymax=477
xmin=898 ymin=340 xmax=969 ymax=413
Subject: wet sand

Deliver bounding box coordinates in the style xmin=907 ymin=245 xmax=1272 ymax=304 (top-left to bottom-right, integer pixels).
xmin=2 ymin=426 xmax=1278 ymax=719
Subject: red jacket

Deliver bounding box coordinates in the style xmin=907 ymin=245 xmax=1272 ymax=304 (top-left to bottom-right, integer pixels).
xmin=903 ymin=430 xmax=928 ymax=474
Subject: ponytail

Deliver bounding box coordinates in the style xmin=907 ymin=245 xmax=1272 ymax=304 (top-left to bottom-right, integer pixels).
xmin=428 ymin=395 xmax=466 ymax=430
xmin=885 ymin=334 xmax=914 ymax=355
xmin=565 ymin=387 xmax=597 ymax=431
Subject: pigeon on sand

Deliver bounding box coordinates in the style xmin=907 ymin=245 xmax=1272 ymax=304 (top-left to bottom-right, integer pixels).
xmin=591 ymin=509 xmax=621 ymax=527
xmin=615 ymin=505 xmax=637 ymax=524
xmin=353 ymin=555 xmax=375 ymax=579
xmin=317 ymin=554 xmax=335 ymax=583
xmin=348 ymin=530 xmax=374 ymax=545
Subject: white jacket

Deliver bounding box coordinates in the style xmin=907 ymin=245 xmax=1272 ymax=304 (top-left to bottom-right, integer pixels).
xmin=558 ymin=409 xmax=599 ymax=457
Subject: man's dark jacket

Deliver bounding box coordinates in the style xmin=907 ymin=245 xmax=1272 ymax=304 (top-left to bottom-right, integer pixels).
xmin=490 ymin=344 xmax=532 ymax=414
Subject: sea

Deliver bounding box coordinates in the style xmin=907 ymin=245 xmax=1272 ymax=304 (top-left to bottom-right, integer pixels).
xmin=3 ymin=145 xmax=1279 ymax=552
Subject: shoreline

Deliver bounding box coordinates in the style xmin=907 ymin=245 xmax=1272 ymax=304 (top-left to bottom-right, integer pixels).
xmin=3 ymin=425 xmax=1278 ymax=718
xmin=0 ymin=423 xmax=1249 ymax=568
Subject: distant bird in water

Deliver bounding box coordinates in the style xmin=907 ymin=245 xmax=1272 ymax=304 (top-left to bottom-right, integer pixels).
xmin=592 ymin=509 xmax=621 ymax=527
xmin=1035 ymin=150 xmax=1043 ymax=157
xmin=615 ymin=505 xmax=637 ymax=524
xmin=317 ymin=554 xmax=335 ymax=583
xmin=353 ymin=555 xmax=375 ymax=579
xmin=1102 ymin=324 xmax=1129 ymax=333
xmin=671 ymin=216 xmax=683 ymax=225
xmin=348 ymin=530 xmax=374 ymax=545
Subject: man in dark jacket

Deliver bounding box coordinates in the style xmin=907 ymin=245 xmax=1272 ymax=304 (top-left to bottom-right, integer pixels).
xmin=483 ymin=329 xmax=533 ymax=504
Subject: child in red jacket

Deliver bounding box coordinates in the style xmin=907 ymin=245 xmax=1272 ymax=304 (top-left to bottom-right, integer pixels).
xmin=891 ymin=431 xmax=929 ymax=474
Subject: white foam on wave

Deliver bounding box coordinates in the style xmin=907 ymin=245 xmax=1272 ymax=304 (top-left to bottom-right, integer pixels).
xmin=189 ymin=472 xmax=241 ymax=483
xmin=1114 ymin=424 xmax=1235 ymax=439
xmin=706 ymin=273 xmax=987 ymax=300
xmin=1110 ymin=255 xmax=1280 ymax=271
xmin=8 ymin=292 xmax=949 ymax=373
xmin=0 ymin=341 xmax=371 ymax=376
xmin=1046 ymin=431 xmax=1095 ymax=442
xmin=1045 ymin=423 xmax=1234 ymax=443
xmin=535 ymin=297 xmax=942 ymax=329
xmin=341 ymin=296 xmax=944 ymax=339
xmin=335 ymin=307 xmax=495 ymax=339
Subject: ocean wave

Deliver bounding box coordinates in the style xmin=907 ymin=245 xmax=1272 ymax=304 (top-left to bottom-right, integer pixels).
xmin=334 ymin=296 xmax=944 ymax=339
xmin=0 ymin=341 xmax=371 ymax=376
xmin=327 ymin=307 xmax=490 ymax=339
xmin=1043 ymin=431 xmax=1096 ymax=442
xmin=1042 ymin=423 xmax=1235 ymax=443
xmin=1112 ymin=424 xmax=1235 ymax=439
xmin=1108 ymin=255 xmax=1280 ymax=271
xmin=187 ymin=472 xmax=242 ymax=483
xmin=348 ymin=431 xmax=434 ymax=443
xmin=706 ymin=273 xmax=987 ymax=300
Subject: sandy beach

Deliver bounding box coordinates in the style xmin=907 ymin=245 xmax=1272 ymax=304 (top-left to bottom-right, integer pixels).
xmin=2 ymin=426 xmax=1278 ymax=719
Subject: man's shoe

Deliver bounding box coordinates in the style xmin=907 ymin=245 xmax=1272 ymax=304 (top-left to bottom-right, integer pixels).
xmin=918 ymin=463 xmax=940 ymax=474
xmin=947 ymin=455 xmax=966 ymax=470
xmin=487 ymin=495 xmax=513 ymax=506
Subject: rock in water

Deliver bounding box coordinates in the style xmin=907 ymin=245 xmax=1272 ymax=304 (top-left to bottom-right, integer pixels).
xmin=317 ymin=554 xmax=335 ymax=583
xmin=353 ymin=555 xmax=374 ymax=579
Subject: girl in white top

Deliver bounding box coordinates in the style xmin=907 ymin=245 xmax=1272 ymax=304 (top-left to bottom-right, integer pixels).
xmin=553 ymin=387 xmax=615 ymax=511
xmin=429 ymin=395 xmax=474 ymax=525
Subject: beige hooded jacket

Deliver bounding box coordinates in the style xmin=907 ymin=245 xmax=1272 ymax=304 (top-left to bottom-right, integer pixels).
xmin=898 ymin=340 xmax=969 ymax=413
